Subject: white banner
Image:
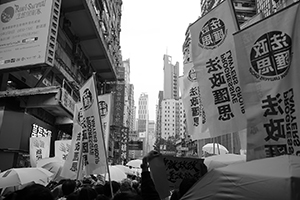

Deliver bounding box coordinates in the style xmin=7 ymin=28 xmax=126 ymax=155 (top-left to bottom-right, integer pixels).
xmin=234 ymin=2 xmax=300 ymax=160
xmin=80 ymin=75 xmax=107 ymax=175
xmin=98 ymin=93 xmax=112 ymax=152
xmin=179 ymin=63 xmax=210 ymax=140
xmin=60 ymin=103 xmax=83 ymax=179
xmin=190 ymin=0 xmax=246 ymax=137
xmin=29 ymin=136 xmax=50 ymax=167
xmin=55 ymin=140 xmax=71 ymax=161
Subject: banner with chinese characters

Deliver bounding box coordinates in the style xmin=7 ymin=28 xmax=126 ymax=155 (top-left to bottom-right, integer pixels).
xmin=180 ymin=62 xmax=210 ymax=140
xmin=233 ymin=2 xmax=300 ymax=160
xmin=29 ymin=136 xmax=50 ymax=167
xmin=61 ymin=103 xmax=83 ymax=179
xmin=113 ymin=84 xmax=125 ymax=126
xmin=190 ymin=0 xmax=246 ymax=137
xmin=55 ymin=140 xmax=71 ymax=161
xmin=80 ymin=75 xmax=107 ymax=175
xmin=98 ymin=93 xmax=112 ymax=153
xmin=149 ymin=155 xmax=207 ymax=198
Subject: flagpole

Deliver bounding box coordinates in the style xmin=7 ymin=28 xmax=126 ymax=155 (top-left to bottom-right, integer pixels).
xmin=92 ymin=73 xmax=114 ymax=198
xmin=76 ymin=143 xmax=83 ymax=180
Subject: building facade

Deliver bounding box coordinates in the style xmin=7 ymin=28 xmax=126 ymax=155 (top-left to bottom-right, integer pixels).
xmin=163 ymin=54 xmax=180 ymax=100
xmin=256 ymin=0 xmax=299 ymax=18
xmin=0 ymin=0 xmax=122 ymax=171
xmin=137 ymin=93 xmax=149 ymax=155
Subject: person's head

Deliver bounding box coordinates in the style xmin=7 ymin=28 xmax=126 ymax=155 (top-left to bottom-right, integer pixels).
xmin=78 ymin=186 xmax=97 ymax=200
xmin=179 ymin=177 xmax=198 ymax=198
xmin=103 ymin=181 xmax=120 ymax=198
xmin=15 ymin=184 xmax=54 ymax=200
xmin=112 ymin=191 xmax=142 ymax=200
xmin=120 ymin=179 xmax=132 ymax=192
xmin=66 ymin=192 xmax=78 ymax=200
xmin=62 ymin=179 xmax=77 ymax=197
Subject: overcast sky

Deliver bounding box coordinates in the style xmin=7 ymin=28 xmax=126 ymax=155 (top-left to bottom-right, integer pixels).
xmin=120 ymin=1 xmax=201 ymax=121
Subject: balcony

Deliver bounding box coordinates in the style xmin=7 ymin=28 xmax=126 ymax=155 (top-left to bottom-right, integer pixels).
xmin=61 ymin=0 xmax=118 ymax=81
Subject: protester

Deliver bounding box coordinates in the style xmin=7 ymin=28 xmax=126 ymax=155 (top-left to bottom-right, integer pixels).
xmin=5 ymin=184 xmax=54 ymax=200
xmin=58 ymin=179 xmax=77 ymax=200
xmin=77 ymin=186 xmax=97 ymax=200
xmin=112 ymin=191 xmax=143 ymax=200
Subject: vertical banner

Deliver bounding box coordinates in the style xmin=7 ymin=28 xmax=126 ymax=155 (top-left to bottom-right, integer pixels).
xmin=80 ymin=75 xmax=107 ymax=175
xmin=190 ymin=0 xmax=246 ymax=137
xmin=234 ymin=2 xmax=300 ymax=160
xmin=29 ymin=137 xmax=50 ymax=167
xmin=98 ymin=93 xmax=112 ymax=152
xmin=55 ymin=140 xmax=71 ymax=161
xmin=113 ymin=84 xmax=125 ymax=126
xmin=61 ymin=103 xmax=83 ymax=179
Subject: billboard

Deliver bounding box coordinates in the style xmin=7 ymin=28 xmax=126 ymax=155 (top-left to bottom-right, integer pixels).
xmin=128 ymin=141 xmax=143 ymax=150
xmin=0 ymin=0 xmax=61 ymax=71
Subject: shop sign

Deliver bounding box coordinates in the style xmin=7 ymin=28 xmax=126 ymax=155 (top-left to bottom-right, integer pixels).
xmin=60 ymin=88 xmax=75 ymax=114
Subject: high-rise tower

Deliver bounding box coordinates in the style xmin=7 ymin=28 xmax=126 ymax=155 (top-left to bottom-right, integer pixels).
xmin=163 ymin=55 xmax=180 ymax=100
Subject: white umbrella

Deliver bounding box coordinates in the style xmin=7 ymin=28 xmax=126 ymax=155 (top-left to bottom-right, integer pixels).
xmin=126 ymin=159 xmax=142 ymax=168
xmin=104 ymin=166 xmax=127 ymax=182
xmin=114 ymin=165 xmax=134 ymax=175
xmin=37 ymin=158 xmax=64 ymax=182
xmin=202 ymin=143 xmax=229 ymax=155
xmin=0 ymin=168 xmax=53 ymax=188
xmin=204 ymin=153 xmax=246 ymax=170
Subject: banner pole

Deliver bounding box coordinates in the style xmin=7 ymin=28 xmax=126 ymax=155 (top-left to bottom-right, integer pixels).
xmin=76 ymin=143 xmax=83 ymax=180
xmin=93 ymin=73 xmax=114 ymax=198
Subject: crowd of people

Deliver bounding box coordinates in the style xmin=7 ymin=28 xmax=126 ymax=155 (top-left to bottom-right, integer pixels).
xmin=0 ymin=151 xmax=206 ymax=200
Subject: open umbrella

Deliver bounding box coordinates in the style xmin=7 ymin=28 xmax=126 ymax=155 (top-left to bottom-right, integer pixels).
xmin=0 ymin=168 xmax=53 ymax=188
xmin=104 ymin=166 xmax=127 ymax=182
xmin=114 ymin=165 xmax=134 ymax=175
xmin=204 ymin=153 xmax=246 ymax=170
xmin=37 ymin=158 xmax=65 ymax=182
xmin=181 ymin=155 xmax=300 ymax=200
xmin=202 ymin=143 xmax=228 ymax=155
xmin=126 ymin=159 xmax=142 ymax=168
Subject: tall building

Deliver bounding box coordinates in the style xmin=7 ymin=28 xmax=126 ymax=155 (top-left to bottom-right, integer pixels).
xmin=200 ymin=0 xmax=257 ymax=25
xmin=147 ymin=120 xmax=156 ymax=153
xmin=0 ymin=0 xmax=122 ymax=170
xmin=256 ymin=0 xmax=299 ymax=18
xmin=163 ymin=54 xmax=180 ymax=99
xmin=137 ymin=93 xmax=149 ymax=155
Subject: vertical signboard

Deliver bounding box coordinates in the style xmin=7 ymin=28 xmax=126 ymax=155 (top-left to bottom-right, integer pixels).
xmin=0 ymin=0 xmax=61 ymax=70
xmin=113 ymin=83 xmax=125 ymax=126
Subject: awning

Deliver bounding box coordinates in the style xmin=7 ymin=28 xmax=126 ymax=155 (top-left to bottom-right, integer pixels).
xmin=0 ymin=86 xmax=75 ymax=125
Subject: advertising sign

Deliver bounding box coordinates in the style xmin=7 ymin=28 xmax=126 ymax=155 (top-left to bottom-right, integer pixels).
xmin=113 ymin=84 xmax=125 ymax=126
xmin=128 ymin=141 xmax=143 ymax=150
xmin=0 ymin=0 xmax=61 ymax=70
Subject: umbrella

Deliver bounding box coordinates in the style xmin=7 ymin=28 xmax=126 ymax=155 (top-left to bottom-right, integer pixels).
xmin=37 ymin=158 xmax=65 ymax=182
xmin=114 ymin=165 xmax=134 ymax=175
xmin=202 ymin=143 xmax=228 ymax=155
xmin=126 ymin=159 xmax=142 ymax=168
xmin=204 ymin=153 xmax=246 ymax=170
xmin=0 ymin=168 xmax=53 ymax=188
xmin=104 ymin=166 xmax=127 ymax=182
xmin=181 ymin=155 xmax=300 ymax=200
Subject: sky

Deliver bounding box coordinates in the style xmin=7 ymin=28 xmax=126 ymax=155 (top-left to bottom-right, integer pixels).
xmin=120 ymin=1 xmax=201 ymax=121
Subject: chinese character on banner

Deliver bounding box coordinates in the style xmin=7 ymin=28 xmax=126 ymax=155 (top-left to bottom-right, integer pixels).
xmin=29 ymin=137 xmax=50 ymax=167
xmin=233 ymin=2 xmax=300 ymax=161
xmin=190 ymin=0 xmax=246 ymax=137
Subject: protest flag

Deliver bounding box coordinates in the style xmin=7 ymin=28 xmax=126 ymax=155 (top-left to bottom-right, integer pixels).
xmin=233 ymin=1 xmax=300 ymax=161
xmin=190 ymin=0 xmax=246 ymax=137
xmin=29 ymin=136 xmax=50 ymax=167
xmin=79 ymin=74 xmax=110 ymax=176
xmin=60 ymin=103 xmax=83 ymax=179
xmin=98 ymin=93 xmax=113 ymax=153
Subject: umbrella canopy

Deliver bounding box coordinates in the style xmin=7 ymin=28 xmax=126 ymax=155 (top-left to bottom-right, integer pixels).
xmin=0 ymin=168 xmax=53 ymax=188
xmin=37 ymin=158 xmax=65 ymax=182
xmin=202 ymin=143 xmax=228 ymax=155
xmin=181 ymin=155 xmax=300 ymax=200
xmin=105 ymin=166 xmax=127 ymax=182
xmin=204 ymin=154 xmax=246 ymax=170
xmin=126 ymin=159 xmax=142 ymax=168
xmin=114 ymin=165 xmax=134 ymax=175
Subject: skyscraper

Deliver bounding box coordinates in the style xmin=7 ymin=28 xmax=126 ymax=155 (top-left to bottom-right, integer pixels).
xmin=137 ymin=93 xmax=149 ymax=155
xmin=163 ymin=54 xmax=180 ymax=99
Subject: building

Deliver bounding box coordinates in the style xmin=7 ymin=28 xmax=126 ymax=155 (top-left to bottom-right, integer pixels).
xmin=146 ymin=120 xmax=156 ymax=153
xmin=163 ymin=54 xmax=180 ymax=100
xmin=256 ymin=0 xmax=299 ymax=18
xmin=200 ymin=0 xmax=257 ymax=25
xmin=137 ymin=93 xmax=149 ymax=155
xmin=0 ymin=0 xmax=122 ymax=171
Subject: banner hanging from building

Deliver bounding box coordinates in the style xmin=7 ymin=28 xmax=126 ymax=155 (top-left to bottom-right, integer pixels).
xmin=29 ymin=136 xmax=50 ymax=167
xmin=98 ymin=93 xmax=112 ymax=153
xmin=61 ymin=103 xmax=83 ymax=179
xmin=55 ymin=140 xmax=71 ymax=161
xmin=80 ymin=75 xmax=107 ymax=175
xmin=233 ymin=2 xmax=300 ymax=160
xmin=0 ymin=0 xmax=61 ymax=70
xmin=190 ymin=0 xmax=246 ymax=137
